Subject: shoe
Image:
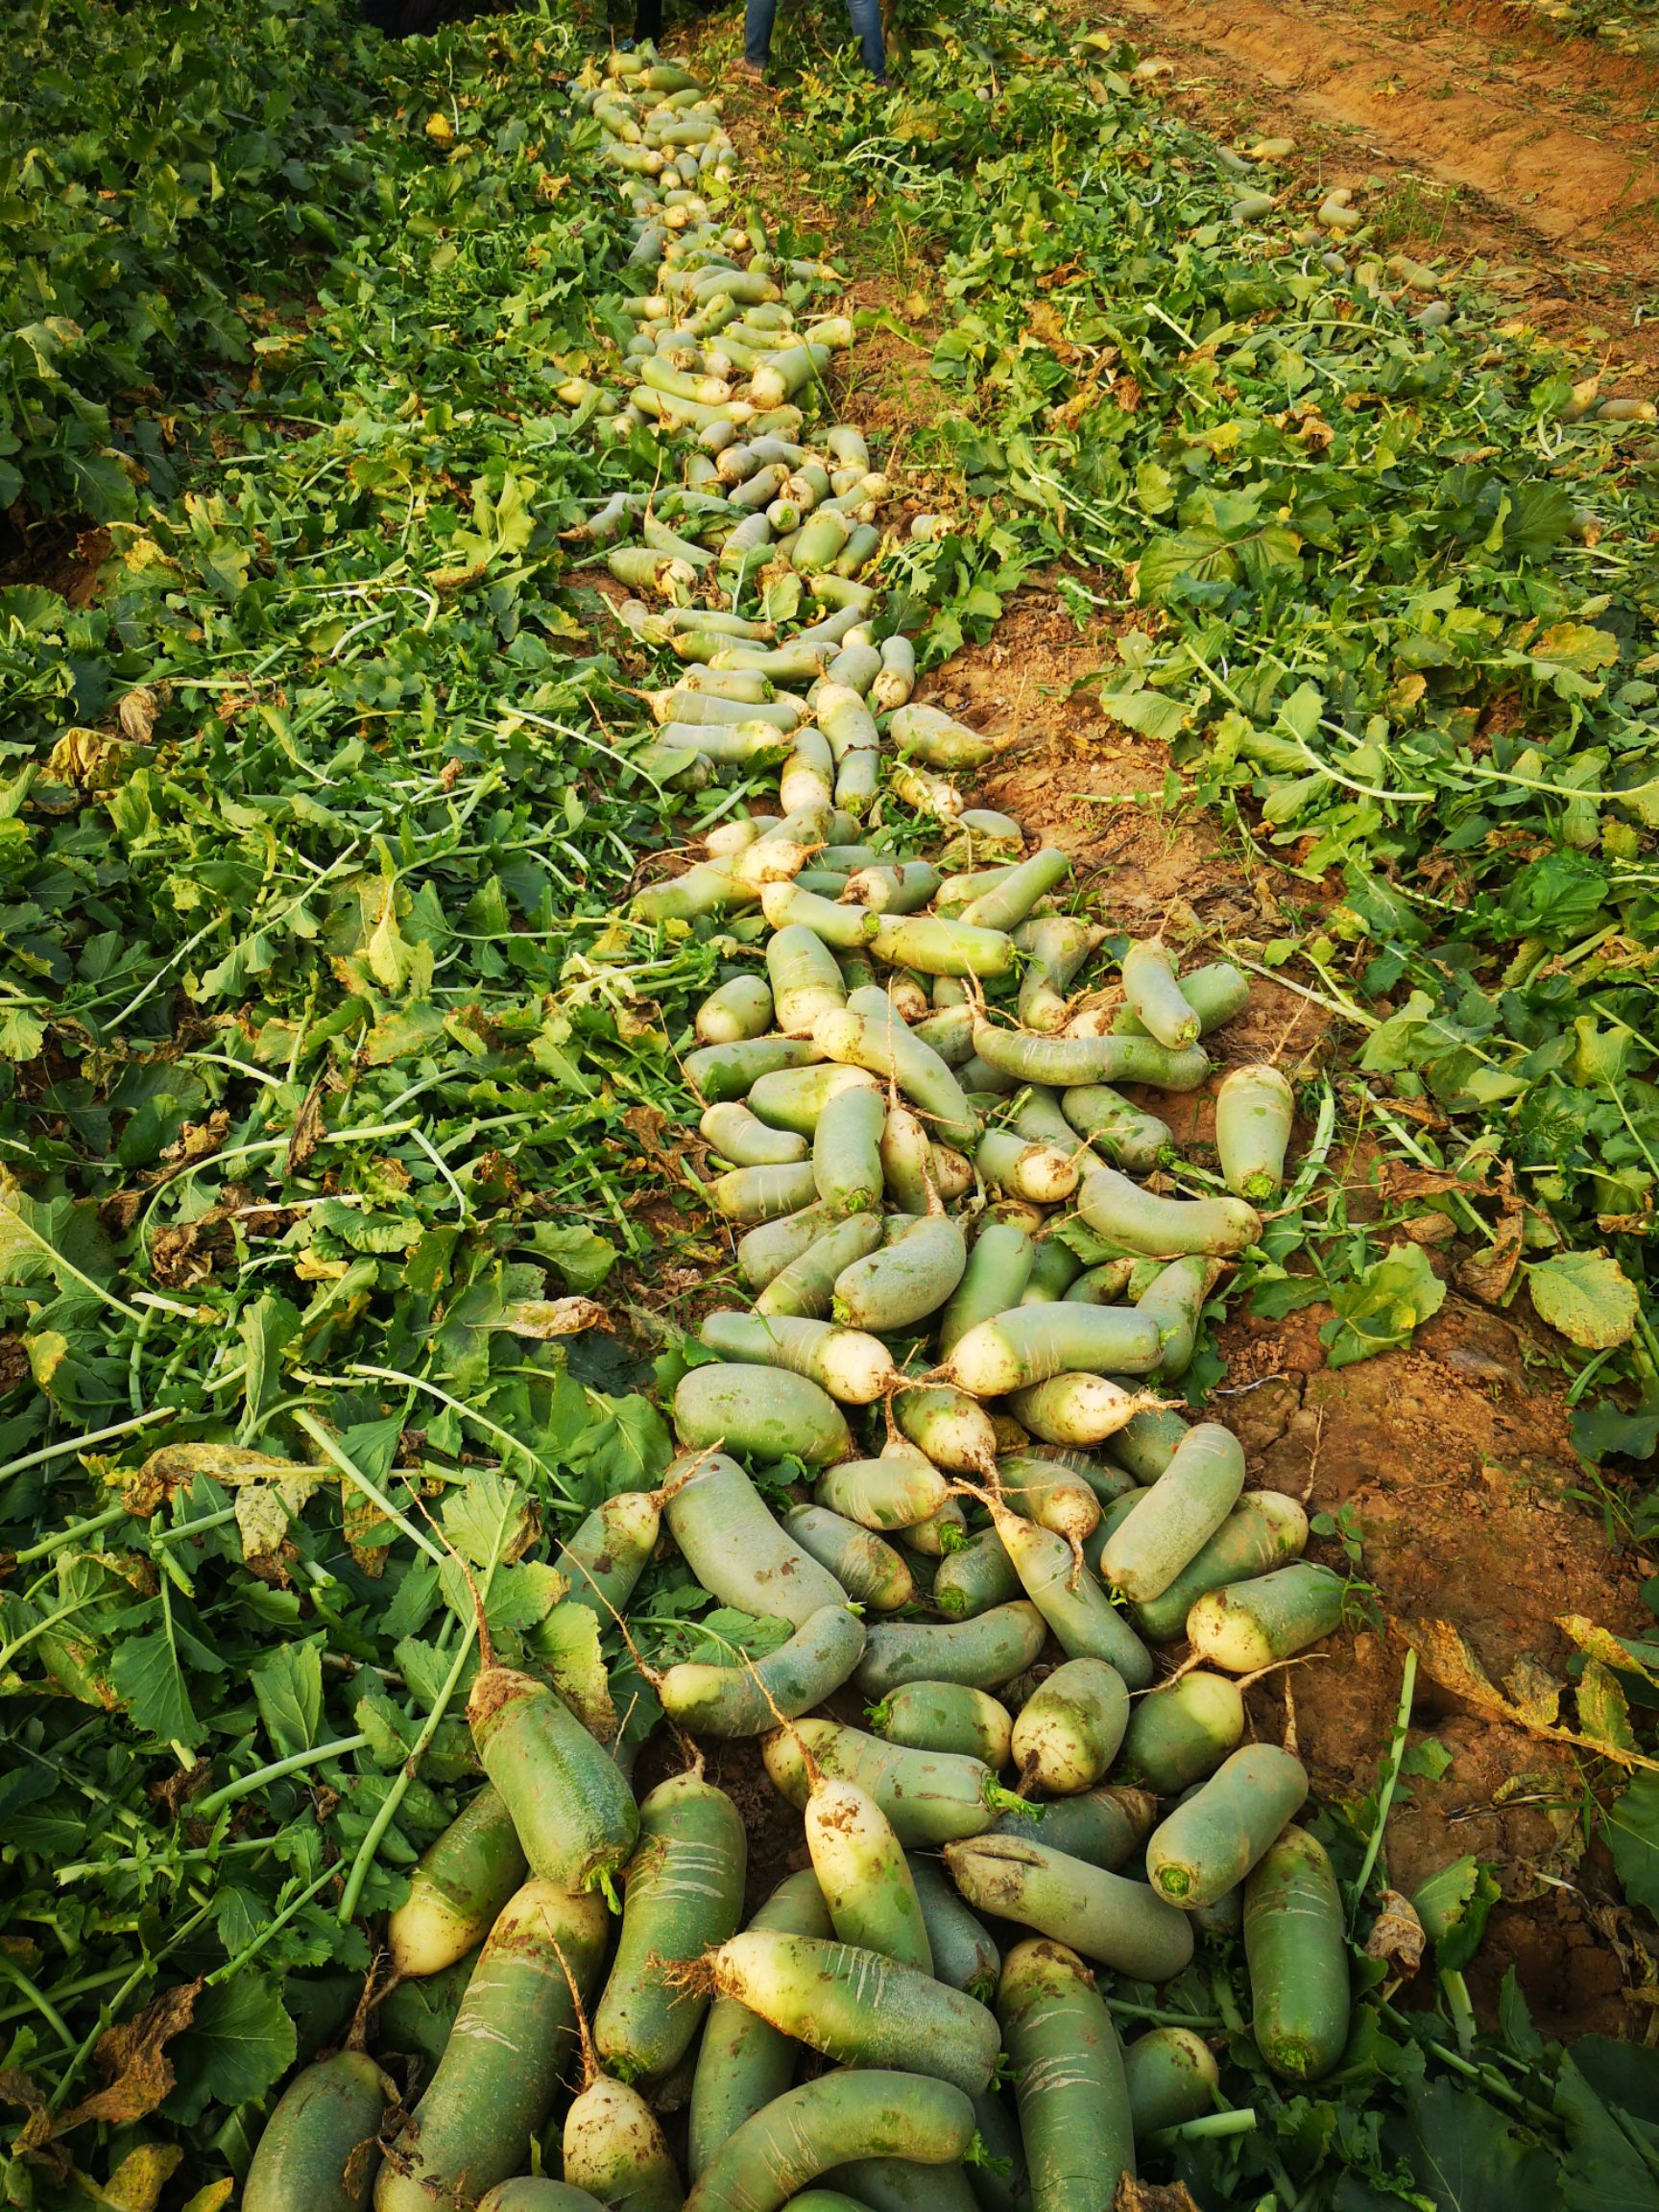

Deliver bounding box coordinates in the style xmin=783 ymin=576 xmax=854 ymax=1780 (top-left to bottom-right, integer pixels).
xmin=733 ymin=56 xmax=767 ymax=79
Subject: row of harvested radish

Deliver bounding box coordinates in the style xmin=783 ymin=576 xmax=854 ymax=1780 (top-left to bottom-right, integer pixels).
xmin=241 ymin=43 xmax=1353 ymax=2212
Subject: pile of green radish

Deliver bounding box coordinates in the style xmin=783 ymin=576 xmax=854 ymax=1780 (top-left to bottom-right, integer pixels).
xmin=240 ymin=46 xmax=1358 ymax=2212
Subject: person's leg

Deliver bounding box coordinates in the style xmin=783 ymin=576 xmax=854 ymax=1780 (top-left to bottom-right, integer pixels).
xmin=843 ymin=0 xmax=885 ymax=78
xmin=743 ymin=0 xmax=778 ymax=66
xmin=632 ymin=0 xmax=663 ymax=40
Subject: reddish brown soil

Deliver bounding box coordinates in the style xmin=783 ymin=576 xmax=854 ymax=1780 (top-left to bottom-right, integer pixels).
xmin=1100 ymin=0 xmax=1659 ymax=370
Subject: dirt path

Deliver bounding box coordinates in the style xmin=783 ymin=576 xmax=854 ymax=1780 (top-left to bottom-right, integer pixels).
xmin=1101 ymin=0 xmax=1659 ymax=360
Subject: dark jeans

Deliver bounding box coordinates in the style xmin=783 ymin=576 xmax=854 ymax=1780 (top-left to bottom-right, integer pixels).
xmin=745 ymin=0 xmax=885 ymax=77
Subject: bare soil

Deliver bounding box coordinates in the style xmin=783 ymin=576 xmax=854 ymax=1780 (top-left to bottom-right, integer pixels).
xmin=1100 ymin=0 xmax=1659 ymax=371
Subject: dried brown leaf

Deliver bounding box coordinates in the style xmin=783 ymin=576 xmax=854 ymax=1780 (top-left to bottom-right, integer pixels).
xmin=1364 ymin=1888 xmax=1427 ymax=1974
xmin=56 ymin=1981 xmax=201 ymax=2134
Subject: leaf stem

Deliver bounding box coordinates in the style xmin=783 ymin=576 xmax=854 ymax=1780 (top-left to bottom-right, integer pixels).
xmin=1351 ymin=1646 xmax=1416 ymax=1918
xmin=193 ymin=1732 xmax=372 ymax=1819
xmin=0 ymin=1407 xmax=178 ymax=1489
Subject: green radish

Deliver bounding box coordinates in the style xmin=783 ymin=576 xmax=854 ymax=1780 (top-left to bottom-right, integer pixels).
xmin=468 ymin=1672 xmax=638 ymax=1895
xmin=909 ymin=1856 xmax=1002 ymax=2001
xmin=707 ymin=1929 xmax=998 ymax=2092
xmin=1010 ymin=1658 xmax=1129 ymax=1796
xmin=912 ymin=1002 xmax=976 ymax=1066
xmin=990 ymin=1785 xmax=1153 ymax=1869
xmin=805 ymin=1776 xmax=932 ymax=1972
xmin=787 ymin=1505 xmax=914 ymax=1611
xmin=1007 ymin=1082 xmax=1104 ymax=1175
xmin=995 ymin=1455 xmax=1100 ymax=1546
xmin=959 ymin=1052 xmax=1020 ymax=1097
xmin=888 ymin=702 xmax=998 ymax=771
xmin=855 ymin=1602 xmax=1047 ymax=1698
xmin=994 ymin=1512 xmax=1153 ymax=1689
xmin=756 ymin=1212 xmax=884 ymax=1319
xmin=1104 ymin=1402 xmax=1189 ymax=1484
xmin=875 ymin=636 xmax=916 ymax=709
xmin=878 ymin=1103 xmax=936 ymax=1214
xmin=664 ymin=1450 xmax=848 ymax=1626
xmin=1118 ymin=1672 xmax=1244 ymax=1793
xmin=944 ymin=1304 xmax=1161 ymax=1397
xmin=1028 ymin=1447 xmax=1137 ymax=1506
xmin=832 ymin=1213 xmax=967 ymax=1332
xmin=868 ymin=914 xmax=1014 ymax=979
xmin=659 ymin=1601 xmax=867 ymax=1736
xmin=699 ymin=1310 xmax=896 ymax=1404
xmin=748 ymin=1063 xmax=879 ymax=1138
xmin=816 ymin=993 xmax=980 ymax=1149
xmin=1244 ymin=1827 xmax=1350 ymax=2080
xmin=1006 ymin=1373 xmax=1142 ymax=1448
xmin=596 ymin=1771 xmax=747 ymax=2082
xmin=1015 ymin=916 xmax=1104 ymax=1034
xmin=378 ymin=1949 xmax=476 ymax=2067
xmin=761 ymin=881 xmax=880 ymax=950
xmin=688 ymin=1868 xmax=831 ymax=2178
xmin=964 ymin=2091 xmax=1028 ymax=2212
xmin=1121 ymin=2028 xmax=1220 ymax=2137
xmin=476 ymin=2187 xmax=606 ymax=2212
xmin=846 ymin=862 xmax=943 ymax=916
xmin=976 ymin=1128 xmax=1079 ymax=1206
xmin=1120 ymin=943 xmax=1200 ymax=1049
xmin=897 ymin=1498 xmax=968 ymax=1559
xmin=828 ymin=2165 xmax=978 ymax=2212
xmin=937 ymin=863 xmax=1017 ymax=917
xmin=696 ymin=974 xmax=774 ymax=1046
xmin=1145 ymin=1743 xmax=1309 ymax=1908
xmin=1135 ymin=1255 xmax=1212 ymax=1382
xmin=971 ymin=1024 xmax=1210 ymax=1092
xmin=1129 ymin=1491 xmax=1308 ymax=1642
xmin=933 ymin=1527 xmax=1022 ymax=1620
xmin=818 ymin=1449 xmax=948 ymax=1530
xmin=813 ymin=1082 xmax=887 ymax=1215
xmin=683 ymin=2071 xmax=976 ymax=2212
xmin=375 ymin=1881 xmax=609 ymax=2212
xmin=869 ymin=1680 xmax=1014 ymax=1767
xmin=1198 ymin=1885 xmax=1242 ymax=1944
xmin=959 ymin=847 xmax=1071 ymax=932
xmin=248 ymin=2052 xmax=392 ymax=2212
xmin=1078 ymin=1167 xmax=1261 ymax=1259
xmin=940 ymin=1223 xmax=1036 ymax=1355
xmin=1021 ymin=1238 xmax=1083 ymax=1303
xmin=763 ymin=1719 xmax=1014 ymax=1844
xmin=947 ymin=1836 xmax=1192 ymax=1982
xmin=701 ymin=1100 xmax=808 ymax=1167
xmin=709 ymin=1160 xmax=820 ymax=1225
xmin=561 ymin=2074 xmax=682 ymax=2212
xmin=769 ymin=925 xmax=848 ymax=1035
xmin=1114 ymin=960 xmax=1248 ymax=1039
xmin=781 ymin=730 xmax=836 ymax=815
xmin=893 ymin=1382 xmax=998 ymax=1477
xmin=389 ymin=1784 xmax=527 ymax=1979
xmin=998 ymin=1938 xmax=1135 ymax=2212
xmin=1060 ymin=1085 xmax=1170 ymax=1175
xmin=1099 ymin=1423 xmax=1246 ymax=1602
xmin=1216 ymin=1066 xmax=1295 ymax=1201
xmin=685 ymin=1037 xmax=821 ymax=1103
xmin=1081 ymin=1491 xmax=1140 ymax=1579
xmin=672 ymin=1361 xmax=852 ymax=1466
xmin=1187 ymin=1561 xmax=1345 ymax=1671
